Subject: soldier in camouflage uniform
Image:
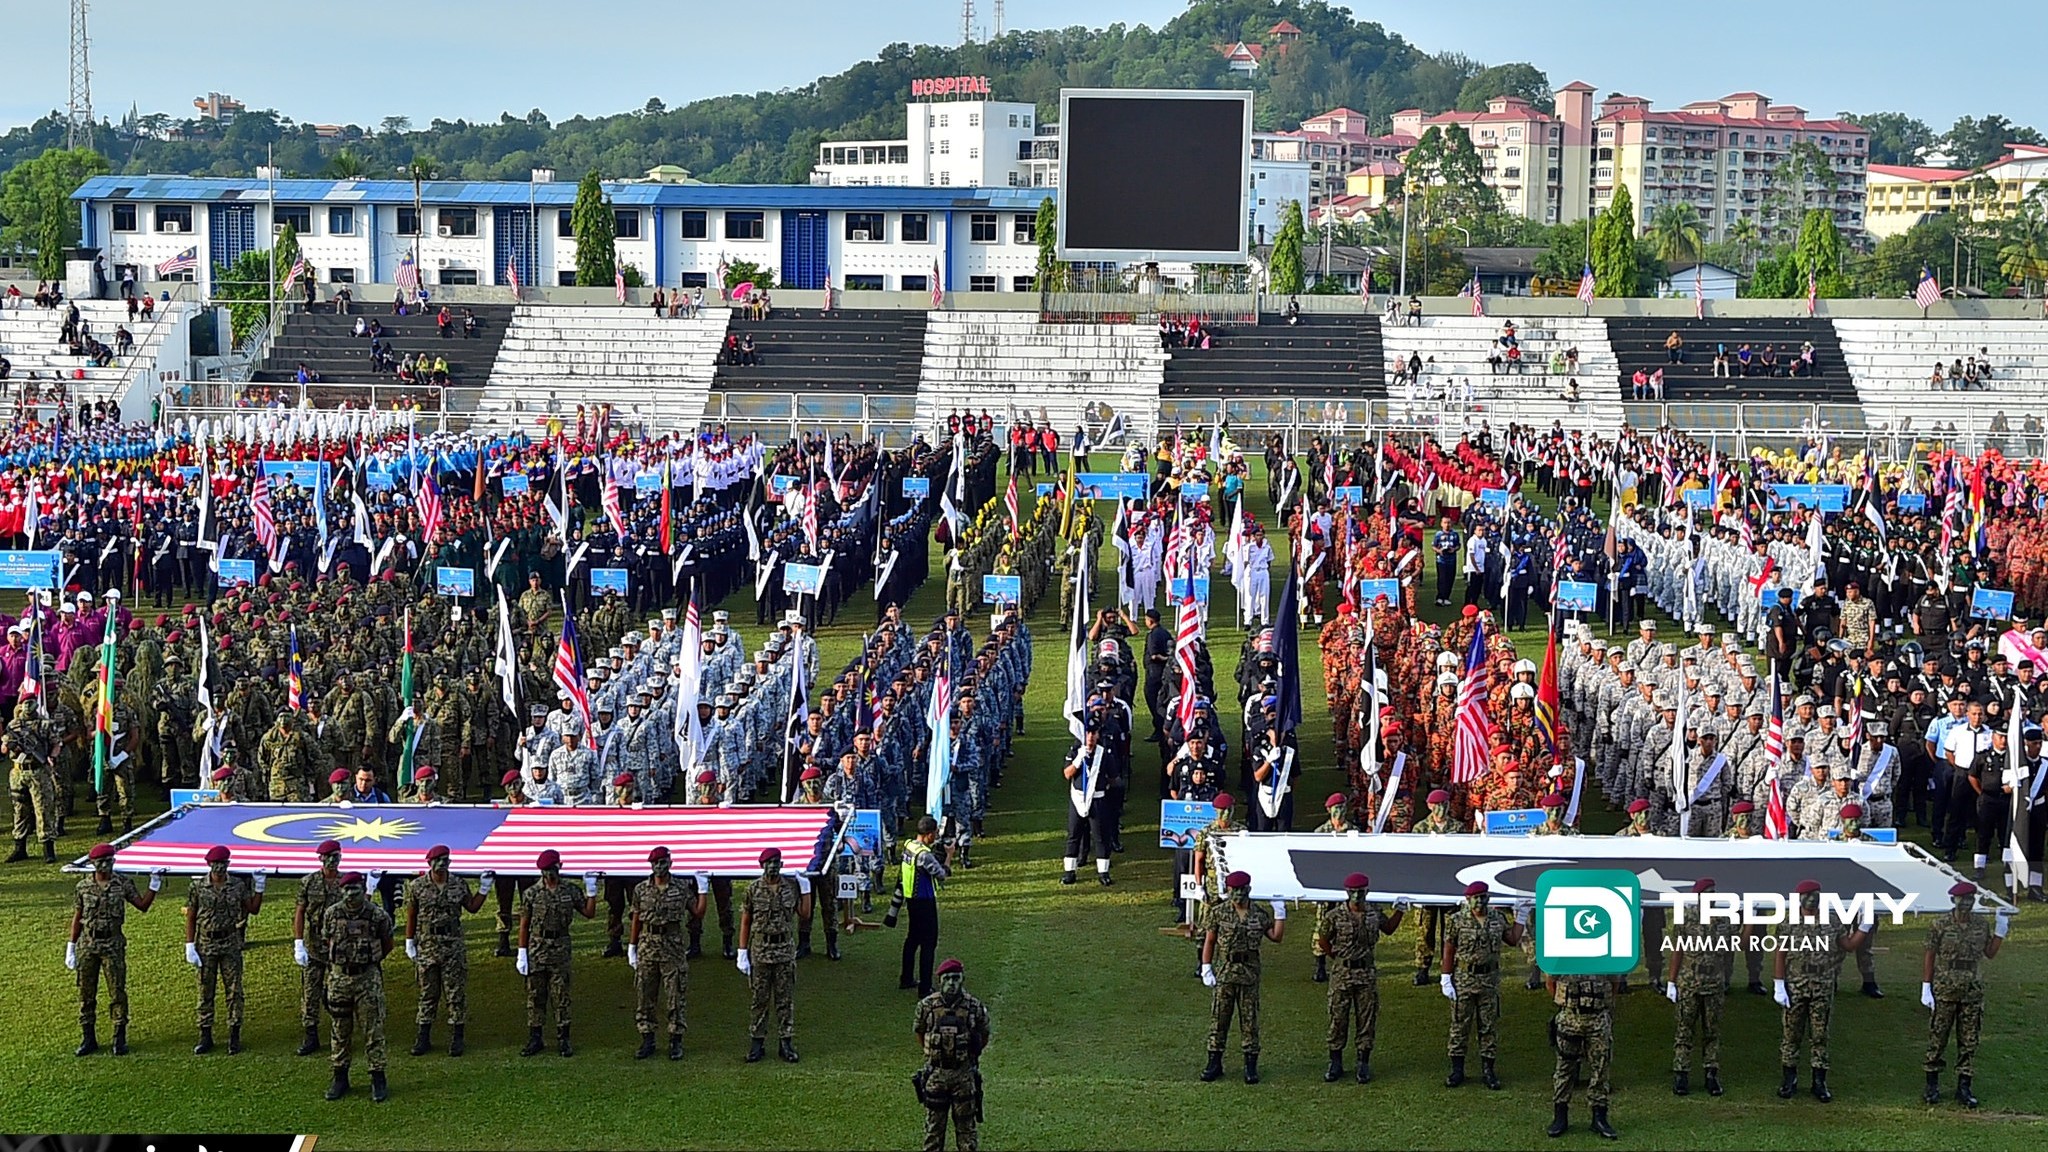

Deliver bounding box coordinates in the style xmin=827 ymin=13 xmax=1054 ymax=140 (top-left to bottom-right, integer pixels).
xmin=1198 ymin=868 xmax=1285 ymax=1084
xmin=517 ymin=849 xmax=598 ymax=1057
xmin=684 ymin=769 xmax=739 ymax=958
xmin=1666 ymin=876 xmax=1734 ymax=1097
xmin=1411 ymin=789 xmax=1464 ymax=983
xmin=259 ymin=711 xmax=314 ymax=801
xmin=1441 ymin=880 xmax=1526 ymax=1090
xmin=94 ymin=698 xmax=141 ymax=834
xmin=629 ymin=845 xmax=708 ymax=1061
xmin=405 ymin=844 xmax=487 ymax=1058
xmin=320 ymin=871 xmax=395 ymax=1102
xmin=739 ymin=845 xmax=810 ymax=1064
xmin=183 ymin=844 xmax=264 ymax=1055
xmin=1547 ymin=970 xmax=1622 ymax=1139
xmin=5 ymin=697 xmax=59 ymax=862
xmin=68 ymin=842 xmax=161 ymax=1056
xmin=1921 ymin=880 xmax=2007 ymax=1108
xmin=1772 ymin=878 xmax=1872 ymax=1102
xmin=292 ymin=839 xmax=349 ymax=1056
xmin=914 ymin=956 xmax=990 ymax=1152
xmin=1315 ymin=871 xmax=1407 ymax=1083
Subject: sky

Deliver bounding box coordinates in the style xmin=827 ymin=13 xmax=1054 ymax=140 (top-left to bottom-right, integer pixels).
xmin=6 ymin=0 xmax=2042 ymax=137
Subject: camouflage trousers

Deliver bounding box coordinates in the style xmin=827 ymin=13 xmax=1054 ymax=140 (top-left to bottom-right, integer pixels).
xmin=922 ymin=1066 xmax=979 ymax=1152
xmin=1923 ymin=996 xmax=1983 ymax=1077
xmin=1325 ymin=972 xmax=1379 ymax=1056
xmin=93 ymin=763 xmax=135 ymax=823
xmin=1853 ymin=923 xmax=1877 ymax=983
xmin=77 ymin=948 xmax=129 ymax=1029
xmin=1672 ymin=987 xmax=1724 ymax=1071
xmin=1552 ymin=1014 xmax=1612 ymax=1107
xmin=634 ymin=954 xmax=689 ymax=1036
xmin=525 ymin=961 xmax=572 ymax=1031
xmin=415 ymin=950 xmax=468 ymax=1026
xmin=493 ymin=877 xmax=536 ymax=935
xmin=1413 ymin=908 xmax=1443 ymax=971
xmin=195 ymin=951 xmax=245 ymax=1029
xmin=300 ymin=959 xmax=330 ymax=1029
xmin=8 ymin=762 xmax=57 ymax=843
xmin=691 ymin=879 xmax=736 ymax=939
xmin=1778 ymin=991 xmax=1834 ymax=1070
xmin=1206 ymin=979 xmax=1260 ymax=1055
xmin=748 ymin=960 xmax=796 ymax=1039
xmin=1447 ymin=978 xmax=1501 ymax=1059
xmin=327 ymin=965 xmax=388 ymax=1072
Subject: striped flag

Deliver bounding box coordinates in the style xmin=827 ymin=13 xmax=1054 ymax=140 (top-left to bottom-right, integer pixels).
xmin=250 ymin=467 xmax=278 ymax=566
xmin=1534 ymin=620 xmax=1562 ymax=764
xmin=1575 ymin=262 xmax=1596 ymax=304
xmin=1694 ymin=263 xmax=1705 ymax=320
xmin=659 ymin=456 xmax=674 ymax=553
xmin=553 ymin=600 xmax=592 ymax=731
xmin=930 ymin=259 xmax=945 ymax=310
xmin=155 ymin=248 xmax=198 ymax=278
xmin=1805 ymin=268 xmax=1818 ymax=316
xmin=1914 ymin=265 xmax=1942 ymax=310
xmin=1004 ymin=472 xmax=1020 ymax=541
xmin=416 ymin=469 xmax=443 ymax=546
xmin=1765 ymin=774 xmax=1790 ymax=840
xmin=395 ymin=253 xmax=420 ymax=293
xmin=926 ymin=657 xmax=954 ymax=820
xmin=1466 ymin=275 xmax=1484 ymax=317
xmin=1450 ymin=616 xmax=1492 ymax=783
xmin=1173 ymin=575 xmax=1202 ymax=732
xmin=715 ymin=255 xmax=730 ymax=301
xmin=801 ymin=481 xmax=820 ymax=553
xmin=821 ymin=271 xmax=834 ymax=313
xmin=282 ymin=256 xmax=310 ymax=296
xmin=675 ymin=585 xmax=704 ymax=766
xmin=91 ymin=610 xmax=117 ymax=792
xmin=602 ymin=473 xmax=627 ymax=539
xmin=615 ymin=266 xmax=627 ymax=304
xmin=1358 ymin=259 xmax=1373 ymax=306
xmin=287 ymin=626 xmax=303 ymax=712
xmin=507 ymin=259 xmax=521 ymax=301
xmin=1763 ymin=674 xmax=1786 ymax=766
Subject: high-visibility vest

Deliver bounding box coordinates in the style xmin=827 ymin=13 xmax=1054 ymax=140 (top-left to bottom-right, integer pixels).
xmin=902 ymin=839 xmax=933 ymax=900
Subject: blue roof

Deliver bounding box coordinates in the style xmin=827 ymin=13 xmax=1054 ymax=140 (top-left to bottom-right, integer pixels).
xmin=72 ymin=175 xmax=1056 ymax=212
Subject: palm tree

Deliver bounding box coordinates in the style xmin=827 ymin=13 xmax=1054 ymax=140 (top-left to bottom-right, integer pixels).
xmin=323 ymin=149 xmax=370 ymax=179
xmin=1645 ymin=203 xmax=1704 ymax=266
xmin=1997 ymin=197 xmax=2048 ymax=296
xmin=1727 ymin=217 xmax=1762 ymax=275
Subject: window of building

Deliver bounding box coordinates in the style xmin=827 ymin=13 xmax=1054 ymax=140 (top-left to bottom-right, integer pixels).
xmin=1504 ymin=167 xmax=1521 ymax=179
xmin=901 ymin=213 xmax=929 ymax=243
xmin=556 ymin=209 xmax=575 ymax=237
xmin=1022 ymin=114 xmax=1031 ymax=128
xmin=557 ymin=271 xmax=577 ymax=286
xmin=1007 ymin=172 xmax=1020 ymax=186
xmin=846 ymin=274 xmax=885 ymax=291
xmin=329 ymin=267 xmax=356 ymax=283
xmin=1013 ymin=213 xmax=1036 ymax=243
xmin=1008 ymin=114 xmax=1019 ymax=128
xmin=154 ymin=204 xmax=192 ymax=233
xmin=889 ymin=145 xmax=909 ymax=163
xmin=1597 ymin=167 xmax=1613 ymax=179
xmin=1013 ymin=275 xmax=1036 ymax=293
xmin=724 ymin=211 xmax=765 ymax=240
xmin=111 ymin=203 xmax=137 ymax=232
xmin=969 ymin=275 xmax=997 ymax=292
xmin=902 ymin=274 xmax=928 ymax=293
xmin=1506 ymin=147 xmax=1521 ymax=158
xmin=678 ymin=210 xmax=708 ymax=239
xmin=678 ymin=272 xmax=708 ymax=289
xmin=327 ymin=206 xmax=355 ymax=235
xmin=436 ymin=208 xmax=477 ymax=237
xmin=1598 ymin=128 xmax=1615 ymax=141
xmin=394 ymin=207 xmax=420 ymax=236
xmin=970 ymin=213 xmax=998 ymax=242
xmin=1547 ymin=167 xmax=1561 ymax=181
xmin=845 ymin=212 xmax=885 ymax=241
xmin=939 ymin=139 xmax=951 ymax=155
xmin=967 ymin=146 xmax=979 ymax=160
xmin=275 ymin=205 xmax=312 ymax=234
xmin=1507 ymin=127 xmax=1523 ymax=140
xmin=439 ymin=268 xmax=479 ymax=286
xmin=968 ymin=112 xmax=980 ymax=127
xmin=613 ymin=210 xmax=641 ymax=240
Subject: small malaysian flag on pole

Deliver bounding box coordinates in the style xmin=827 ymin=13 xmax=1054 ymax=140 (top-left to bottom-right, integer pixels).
xmin=553 ymin=598 xmax=592 ymax=731
xmin=1694 ymin=263 xmax=1705 ymax=320
xmin=615 ymin=265 xmax=627 ymax=304
xmin=1914 ymin=265 xmax=1942 ymax=311
xmin=1450 ymin=615 xmax=1492 ymax=783
xmin=507 ymin=259 xmax=521 ymax=302
xmin=395 ymin=253 xmax=420 ymax=297
xmin=1359 ymin=258 xmax=1373 ymax=308
xmin=250 ymin=467 xmax=279 ymax=569
xmin=1805 ymin=268 xmax=1818 ymax=316
xmin=417 ymin=469 xmax=444 ymax=546
xmin=156 ymin=247 xmax=198 ymax=278
xmin=821 ymin=269 xmax=834 ymax=313
xmin=931 ymin=259 xmax=945 ymax=310
xmin=1576 ymin=262 xmax=1596 ymax=304
xmin=1004 ymin=473 xmax=1020 ymax=541
xmin=1467 ymin=274 xmax=1484 ymax=317
xmin=282 ymin=255 xmax=309 ymax=296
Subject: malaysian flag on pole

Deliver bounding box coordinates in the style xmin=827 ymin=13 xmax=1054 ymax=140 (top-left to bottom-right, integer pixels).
xmin=395 ymin=253 xmax=420 ymax=296
xmin=602 ymin=473 xmax=627 ymax=539
xmin=1694 ymin=263 xmax=1705 ymax=320
xmin=1914 ymin=265 xmax=1942 ymax=310
xmin=250 ymin=467 xmax=278 ymax=569
xmin=553 ymin=598 xmax=592 ymax=731
xmin=507 ymin=259 xmax=521 ymax=302
xmin=926 ymin=656 xmax=954 ymax=821
xmin=930 ymin=259 xmax=944 ymax=310
xmin=1805 ymin=268 xmax=1818 ymax=316
xmin=1576 ymin=262 xmax=1596 ymax=304
xmin=282 ymin=256 xmax=309 ymax=297
xmin=1173 ymin=570 xmax=1202 ymax=733
xmin=1004 ymin=473 xmax=1020 ymax=541
xmin=1467 ymin=274 xmax=1485 ymax=317
xmin=1450 ymin=616 xmax=1492 ymax=783
xmin=287 ymin=626 xmax=303 ymax=712
xmin=416 ymin=469 xmax=444 ymax=547
xmin=821 ymin=270 xmax=834 ymax=314
xmin=615 ymin=265 xmax=627 ymax=304
xmin=155 ymin=248 xmax=198 ymax=278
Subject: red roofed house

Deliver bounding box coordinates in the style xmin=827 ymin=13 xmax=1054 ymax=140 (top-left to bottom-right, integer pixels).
xmin=1865 ymin=143 xmax=2048 ymax=239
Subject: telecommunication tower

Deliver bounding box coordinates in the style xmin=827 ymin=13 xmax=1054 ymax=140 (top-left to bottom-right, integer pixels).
xmin=68 ymin=0 xmax=95 ymax=150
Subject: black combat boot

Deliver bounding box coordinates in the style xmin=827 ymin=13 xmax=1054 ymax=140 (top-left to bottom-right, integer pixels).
xmin=520 ymin=1027 xmax=544 ymax=1057
xmin=1777 ymin=1065 xmax=1798 ymax=1098
xmin=1482 ymin=1057 xmax=1502 ymax=1090
xmin=494 ymin=931 xmax=512 ymax=958
xmin=228 ymin=1025 xmax=242 ymax=1055
xmin=958 ymin=845 xmax=974 ymax=870
xmin=1061 ymin=869 xmax=1076 ymax=885
xmin=1674 ymin=1070 xmax=1690 ymax=1096
xmin=1956 ymin=1075 xmax=1977 ymax=1108
xmin=1811 ymin=1069 xmax=1832 ymax=1103
xmin=110 ymin=1025 xmax=127 ymax=1056
xmin=1923 ymin=1070 xmax=1942 ymax=1104
xmin=448 ymin=1025 xmax=464 ymax=1057
xmin=1547 ymin=1104 xmax=1569 ymax=1138
xmin=326 ymin=1065 xmax=350 ymax=1100
xmin=688 ymin=927 xmax=704 ymax=959
xmin=825 ymin=934 xmax=841 ymax=961
xmin=722 ymin=932 xmax=737 ymax=960
xmin=76 ymin=1024 xmax=98 ymax=1057
xmin=4 ymin=837 xmax=26 ymax=863
xmin=1748 ymin=980 xmax=1768 ymax=996
xmin=779 ymin=1038 xmax=799 ymax=1063
xmin=42 ymin=839 xmax=57 ymax=863
xmin=1200 ymin=1050 xmax=1224 ymax=1081
xmin=1313 ymin=955 xmax=1328 ymax=983
xmin=297 ymin=1026 xmax=321 ymax=1056
xmin=1705 ymin=1068 xmax=1722 ymax=1096
xmin=796 ymin=928 xmax=812 ymax=959
xmin=1324 ymin=1050 xmax=1344 ymax=1082
xmin=1446 ymin=1055 xmax=1466 ymax=1087
xmin=1099 ymin=871 xmax=1114 ymax=886
xmin=370 ymin=1070 xmax=389 ymax=1103
xmin=1861 ymin=981 xmax=1884 ymax=999
xmin=193 ymin=1027 xmax=214 ymax=1055
xmin=1357 ymin=1051 xmax=1372 ymax=1083
xmin=636 ymin=1032 xmax=656 ymax=1059
xmin=411 ymin=1023 xmax=432 ymax=1056
xmin=746 ymin=1037 xmax=766 ymax=1063
xmin=602 ymin=937 xmax=624 ymax=959
xmin=557 ymin=1026 xmax=573 ymax=1057
xmin=1413 ymin=965 xmax=1430 ymax=986
xmin=668 ymin=1034 xmax=683 ymax=1061
xmin=96 ymin=815 xmax=113 ymax=834
xmin=1590 ymin=1106 xmax=1618 ymax=1139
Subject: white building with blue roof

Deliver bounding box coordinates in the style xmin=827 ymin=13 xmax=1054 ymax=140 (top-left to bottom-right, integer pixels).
xmin=72 ymin=174 xmax=1056 ymax=298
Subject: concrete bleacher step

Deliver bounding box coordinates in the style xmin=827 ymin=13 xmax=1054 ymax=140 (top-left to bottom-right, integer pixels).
xmin=0 ymin=301 xmax=173 ymax=402
xmin=1603 ymin=316 xmax=1855 ymax=403
xmin=1161 ymin=313 xmax=1379 ymax=399
xmin=1835 ymin=317 xmax=2048 ymax=437
xmin=915 ymin=311 xmax=1165 ymax=438
xmin=713 ymin=308 xmax=927 ymax=395
xmin=251 ymin=304 xmax=515 ymax=393
xmin=477 ymin=305 xmax=732 ymax=428
xmin=1377 ymin=315 xmax=1621 ymax=417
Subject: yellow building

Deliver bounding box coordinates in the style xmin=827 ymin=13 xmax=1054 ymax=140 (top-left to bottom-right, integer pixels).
xmin=1864 ymin=144 xmax=2048 ymax=239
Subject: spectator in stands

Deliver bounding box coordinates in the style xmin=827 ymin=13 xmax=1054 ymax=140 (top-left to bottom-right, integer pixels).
xmin=437 ymin=305 xmax=453 ymax=338
xmin=1929 ymin=363 xmax=1948 ymax=391
xmin=1565 ymin=344 xmax=1580 ymax=376
xmin=1798 ymin=341 xmax=1817 ymax=377
xmin=1549 ymin=349 xmax=1567 ymax=375
xmin=139 ymin=294 xmax=153 ymax=320
xmin=295 ymin=363 xmax=312 ymax=386
xmin=739 ymin=333 xmax=759 ymax=366
xmin=1408 ymin=351 xmax=1423 ymax=383
xmin=124 ymin=292 xmax=139 ymax=323
xmin=690 ymin=287 xmax=704 ymax=317
xmin=1405 ymin=296 xmax=1422 ymax=326
xmin=3 ymin=284 xmax=20 ymax=309
xmin=334 ymin=284 xmax=352 ymax=314
xmin=1735 ymin=343 xmax=1754 ymax=375
xmin=302 ymin=275 xmax=317 ymax=312
xmin=1505 ymin=343 xmax=1524 ymax=374
xmin=1039 ymin=425 xmax=1060 ymax=475
xmin=1284 ymin=297 xmax=1301 ymax=326
xmin=114 ymin=326 xmax=133 ymax=357
xmin=1664 ymin=331 xmax=1685 ymax=363
xmin=462 ymin=308 xmax=480 ymax=337
xmin=1631 ymin=368 xmax=1648 ymax=400
xmin=1561 ymin=377 xmax=1580 ymax=404
xmin=1761 ymin=345 xmax=1781 ymax=376
xmin=722 ymin=334 xmax=740 ymax=365
xmin=652 ymin=287 xmax=667 ymax=317
xmin=0 ymin=355 xmax=10 ymax=381
xmin=1949 ymin=359 xmax=1964 ymax=389
xmin=1649 ymin=367 xmax=1665 ymax=399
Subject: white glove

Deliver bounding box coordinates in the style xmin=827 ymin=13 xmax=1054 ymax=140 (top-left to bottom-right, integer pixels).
xmin=252 ymin=872 xmax=267 ymax=894
xmin=292 ymin=938 xmax=309 ymax=967
xmin=64 ymin=941 xmax=77 ymax=970
xmin=1441 ymin=973 xmax=1457 ymax=1001
xmin=365 ymin=871 xmax=383 ymax=892
xmin=1394 ymin=897 xmax=1411 ymax=910
xmin=1994 ymin=912 xmax=2011 ymax=938
xmin=478 ymin=871 xmax=496 ymax=894
xmin=1857 ymin=920 xmax=1873 ymax=934
xmin=795 ymin=874 xmax=811 ymax=896
xmin=694 ymin=872 xmax=712 ymax=893
xmin=1515 ymin=900 xmax=1533 ymax=925
xmin=516 ymin=948 xmax=530 ymax=977
xmin=1269 ymin=900 xmax=1287 ymax=921
xmin=1773 ymin=979 xmax=1790 ymax=1008
xmin=148 ymin=870 xmax=164 ymax=892
xmin=582 ymin=872 xmax=600 ymax=898
xmin=737 ymin=948 xmax=752 ymax=976
xmin=1200 ymin=963 xmax=1216 ymax=987
xmin=1921 ymin=982 xmax=1936 ymax=1011
xmin=403 ymin=937 xmax=418 ymax=959
xmin=1665 ymin=981 xmax=1678 ymax=1004
xmin=627 ymin=944 xmax=639 ymax=969
xmin=185 ymin=942 xmax=201 ymax=967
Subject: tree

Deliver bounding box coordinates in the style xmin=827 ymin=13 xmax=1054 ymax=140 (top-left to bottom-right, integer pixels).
xmin=642 ymin=98 xmax=667 ymax=117
xmin=1590 ymin=184 xmax=1639 ymax=297
xmin=1760 ymin=142 xmax=1838 ymax=245
xmin=379 ymin=116 xmax=412 ymax=137
xmin=1943 ymin=115 xmax=2045 ymax=168
xmin=1454 ymin=63 xmax=1552 ymax=114
xmin=1724 ymin=217 xmax=1763 ymax=276
xmin=570 ymin=169 xmax=618 ymax=290
xmin=1793 ymin=209 xmax=1844 ymax=283
xmin=720 ymin=259 xmax=775 ymax=291
xmin=1644 ymin=203 xmax=1703 ymax=266
xmin=1403 ymin=124 xmax=1500 ymax=233
xmin=1032 ymin=198 xmax=1069 ymax=292
xmin=1997 ymin=195 xmax=2048 ymax=295
xmin=0 ymin=147 xmax=111 ymax=278
xmin=323 ymin=149 xmax=370 ymax=179
xmin=1530 ymin=221 xmax=1590 ymax=284
xmin=1844 ymin=111 xmax=1936 ymax=166
xmin=1268 ymin=200 xmax=1306 ymax=295
xmin=618 ymin=261 xmax=647 ymax=288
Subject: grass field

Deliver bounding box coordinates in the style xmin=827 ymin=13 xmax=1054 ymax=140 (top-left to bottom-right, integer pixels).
xmin=0 ymin=460 xmax=2043 ymax=1149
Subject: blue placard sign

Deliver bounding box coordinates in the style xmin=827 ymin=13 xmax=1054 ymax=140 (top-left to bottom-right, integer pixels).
xmin=902 ymin=477 xmax=931 ymax=499
xmin=635 ymin=472 xmax=663 ymax=498
xmin=1077 ymin=472 xmax=1149 ymax=500
xmin=1180 ymin=482 xmax=1210 ymax=502
xmin=1160 ymin=800 xmax=1216 ymax=849
xmin=590 ymin=567 xmax=630 ymax=596
xmin=844 ymin=809 xmax=884 ymax=858
xmin=1482 ymin=808 xmax=1548 ymax=836
xmin=1971 ymin=588 xmax=2016 ymax=621
xmin=215 ymin=559 xmax=257 ymax=589
xmin=260 ymin=459 xmax=329 ymax=492
xmin=0 ymin=550 xmax=61 ymax=589
xmin=770 ymin=474 xmax=798 ymax=495
xmin=781 ymin=562 xmax=824 ymax=596
xmin=169 ymin=789 xmax=223 ymax=808
xmin=177 ymin=466 xmax=202 ymax=485
xmin=1333 ymin=485 xmax=1365 ymax=507
xmin=1557 ymin=580 xmax=1598 ymax=613
xmin=1759 ymin=587 xmax=1803 ymax=610
xmin=1035 ymin=483 xmax=1056 ymax=498
xmin=1479 ymin=487 xmax=1510 ymax=509
xmin=1357 ymin=578 xmax=1400 ymax=608
xmin=365 ymin=471 xmax=396 ymax=491
xmin=435 ymin=566 xmax=476 ymax=597
xmin=981 ymin=574 xmax=1022 ymax=604
xmin=1826 ymin=827 xmax=1899 ymax=843
xmin=1682 ymin=487 xmax=1715 ymax=508
xmin=1895 ymin=492 xmax=1926 ymax=513
xmin=500 ymin=473 xmax=530 ymax=496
